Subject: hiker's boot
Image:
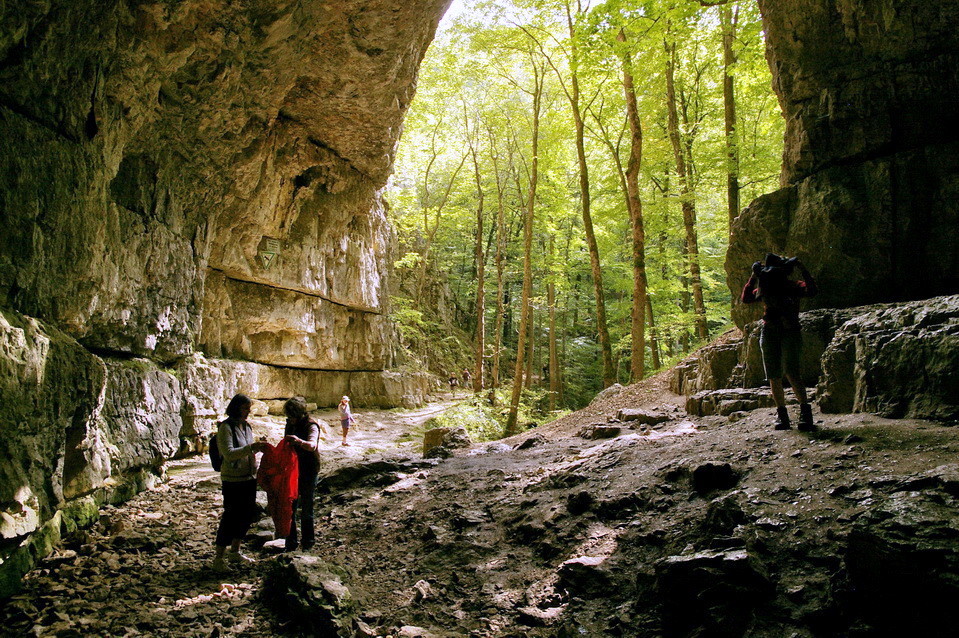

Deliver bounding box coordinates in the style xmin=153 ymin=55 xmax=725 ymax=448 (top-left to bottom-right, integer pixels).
xmin=774 ymin=407 xmax=791 ymax=430
xmin=798 ymin=403 xmax=816 ymax=432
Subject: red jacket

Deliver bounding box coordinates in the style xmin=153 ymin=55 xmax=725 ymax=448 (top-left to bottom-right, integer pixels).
xmin=257 ymin=440 xmax=299 ymax=538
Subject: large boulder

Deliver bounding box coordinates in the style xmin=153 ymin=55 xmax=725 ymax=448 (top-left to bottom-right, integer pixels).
xmin=728 ymin=1 xmax=959 ymax=327
xmin=263 ymin=555 xmax=359 ymax=636
xmin=656 ymin=549 xmax=772 ymax=638
xmin=846 ymin=486 xmax=959 ymax=636
xmin=677 ymin=308 xmax=858 ymax=398
xmin=818 ymin=295 xmax=959 ymax=418
xmin=0 ymin=310 xmax=106 ymax=541
xmin=0 ymin=309 xmax=177 ymax=596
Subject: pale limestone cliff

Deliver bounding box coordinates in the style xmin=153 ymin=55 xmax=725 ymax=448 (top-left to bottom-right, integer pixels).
xmin=0 ymin=0 xmax=450 ymax=595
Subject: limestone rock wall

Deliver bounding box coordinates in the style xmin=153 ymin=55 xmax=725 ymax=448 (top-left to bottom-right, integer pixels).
xmin=679 ymin=296 xmax=959 ymax=423
xmin=0 ymin=0 xmax=450 ymax=596
xmin=728 ymin=0 xmax=959 ymax=327
xmin=0 ymin=0 xmax=448 ymax=364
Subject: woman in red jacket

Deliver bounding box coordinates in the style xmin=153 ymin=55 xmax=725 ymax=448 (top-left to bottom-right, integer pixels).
xmin=283 ymin=397 xmax=321 ymax=551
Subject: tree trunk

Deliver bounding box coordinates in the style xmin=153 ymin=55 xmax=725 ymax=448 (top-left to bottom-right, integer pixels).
xmin=647 ymin=295 xmax=661 ymax=369
xmin=471 ymin=143 xmax=485 ymax=393
xmin=548 ymin=235 xmax=559 ymax=411
xmin=506 ymin=62 xmax=543 ymax=437
xmin=524 ymin=300 xmax=535 ymax=391
xmin=566 ymin=5 xmax=616 ymax=387
xmin=489 ymin=129 xmax=508 ymax=393
xmin=618 ymin=28 xmax=648 ymax=383
xmin=665 ymin=36 xmax=708 ymax=342
xmin=720 ymin=3 xmax=740 ymax=234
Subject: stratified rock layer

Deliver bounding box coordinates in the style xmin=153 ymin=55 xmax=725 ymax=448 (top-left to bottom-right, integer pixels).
xmin=0 ymin=0 xmax=448 ymax=365
xmin=679 ymin=295 xmax=959 ymax=422
xmin=728 ymin=0 xmax=959 ymax=327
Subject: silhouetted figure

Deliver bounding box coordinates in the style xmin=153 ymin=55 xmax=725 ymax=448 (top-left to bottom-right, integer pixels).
xmin=742 ymin=254 xmax=818 ymax=431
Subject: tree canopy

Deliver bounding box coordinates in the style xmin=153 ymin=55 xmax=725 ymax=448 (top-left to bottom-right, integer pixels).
xmin=387 ymin=0 xmax=783 ymax=422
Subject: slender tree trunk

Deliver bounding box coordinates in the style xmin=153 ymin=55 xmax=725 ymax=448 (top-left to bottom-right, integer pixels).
xmin=618 ymin=28 xmax=648 ymax=383
xmin=506 ymin=63 xmax=543 ymax=437
xmin=523 ymin=301 xmax=533 ymax=390
xmin=548 ymin=235 xmax=559 ymax=411
xmin=665 ymin=36 xmax=708 ymax=342
xmin=565 ymin=5 xmax=615 ymax=387
xmin=492 ymin=158 xmax=507 ymax=393
xmin=647 ymin=295 xmax=661 ymax=369
xmin=721 ymin=3 xmax=740 ymax=234
xmin=471 ymin=143 xmax=485 ymax=393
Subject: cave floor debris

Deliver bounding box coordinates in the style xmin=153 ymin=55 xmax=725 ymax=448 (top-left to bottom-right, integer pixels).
xmin=0 ymin=399 xmax=459 ymax=637
xmin=3 ymin=381 xmax=959 ymax=637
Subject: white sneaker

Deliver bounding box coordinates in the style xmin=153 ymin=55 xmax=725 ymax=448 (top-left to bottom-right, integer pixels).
xmin=212 ymin=556 xmax=229 ymax=573
xmin=226 ymin=551 xmax=255 ymax=565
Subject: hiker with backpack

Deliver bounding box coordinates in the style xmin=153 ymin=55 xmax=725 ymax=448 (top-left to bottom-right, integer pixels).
xmin=282 ymin=397 xmax=321 ymax=551
xmin=211 ymin=394 xmax=268 ymax=572
xmin=741 ymin=253 xmax=818 ymax=431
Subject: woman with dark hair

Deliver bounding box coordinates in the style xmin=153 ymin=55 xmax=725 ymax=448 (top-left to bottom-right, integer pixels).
xmin=283 ymin=397 xmax=321 ymax=551
xmin=212 ymin=394 xmax=268 ymax=572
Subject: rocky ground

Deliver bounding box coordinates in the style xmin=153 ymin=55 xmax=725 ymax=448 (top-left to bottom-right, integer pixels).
xmin=3 ymin=380 xmax=959 ymax=637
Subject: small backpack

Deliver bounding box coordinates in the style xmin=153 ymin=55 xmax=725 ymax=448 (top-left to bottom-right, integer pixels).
xmin=209 ymin=422 xmax=238 ymax=472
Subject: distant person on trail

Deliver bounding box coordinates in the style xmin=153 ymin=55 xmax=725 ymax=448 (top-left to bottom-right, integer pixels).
xmin=283 ymin=397 xmax=321 ymax=551
xmin=212 ymin=394 xmax=268 ymax=572
xmin=448 ymin=373 xmax=459 ymax=396
xmin=742 ymin=253 xmax=818 ymax=431
xmin=338 ymin=395 xmax=355 ymax=446
xmin=461 ymin=368 xmax=472 ymax=391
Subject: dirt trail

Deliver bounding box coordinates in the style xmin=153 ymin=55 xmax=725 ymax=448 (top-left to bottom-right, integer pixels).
xmin=0 ymin=398 xmax=459 ymax=637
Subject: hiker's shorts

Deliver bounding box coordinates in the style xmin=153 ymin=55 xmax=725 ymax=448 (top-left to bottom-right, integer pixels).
xmin=760 ymin=321 xmax=802 ymax=380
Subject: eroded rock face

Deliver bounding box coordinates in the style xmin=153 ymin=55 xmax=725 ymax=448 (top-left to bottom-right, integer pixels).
xmin=678 ymin=296 xmax=959 ymax=422
xmin=728 ymin=0 xmax=959 ymax=327
xmin=818 ymin=295 xmax=959 ymax=418
xmin=0 ymin=0 xmax=450 ymax=595
xmin=0 ymin=0 xmax=448 ymax=365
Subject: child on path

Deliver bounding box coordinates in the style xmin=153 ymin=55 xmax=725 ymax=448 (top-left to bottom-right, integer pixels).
xmin=448 ymin=373 xmax=458 ymax=397
xmin=338 ymin=395 xmax=356 ymax=446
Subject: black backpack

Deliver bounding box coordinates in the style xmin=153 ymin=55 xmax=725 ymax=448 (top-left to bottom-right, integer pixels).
xmin=757 ymin=256 xmax=798 ymax=299
xmin=209 ymin=422 xmax=238 ymax=472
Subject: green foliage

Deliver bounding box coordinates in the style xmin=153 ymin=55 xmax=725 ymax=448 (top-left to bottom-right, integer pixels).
xmin=389 ymin=295 xmax=472 ymax=376
xmin=424 ymin=397 xmax=503 ymax=442
xmin=387 ymin=0 xmax=783 ymax=411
